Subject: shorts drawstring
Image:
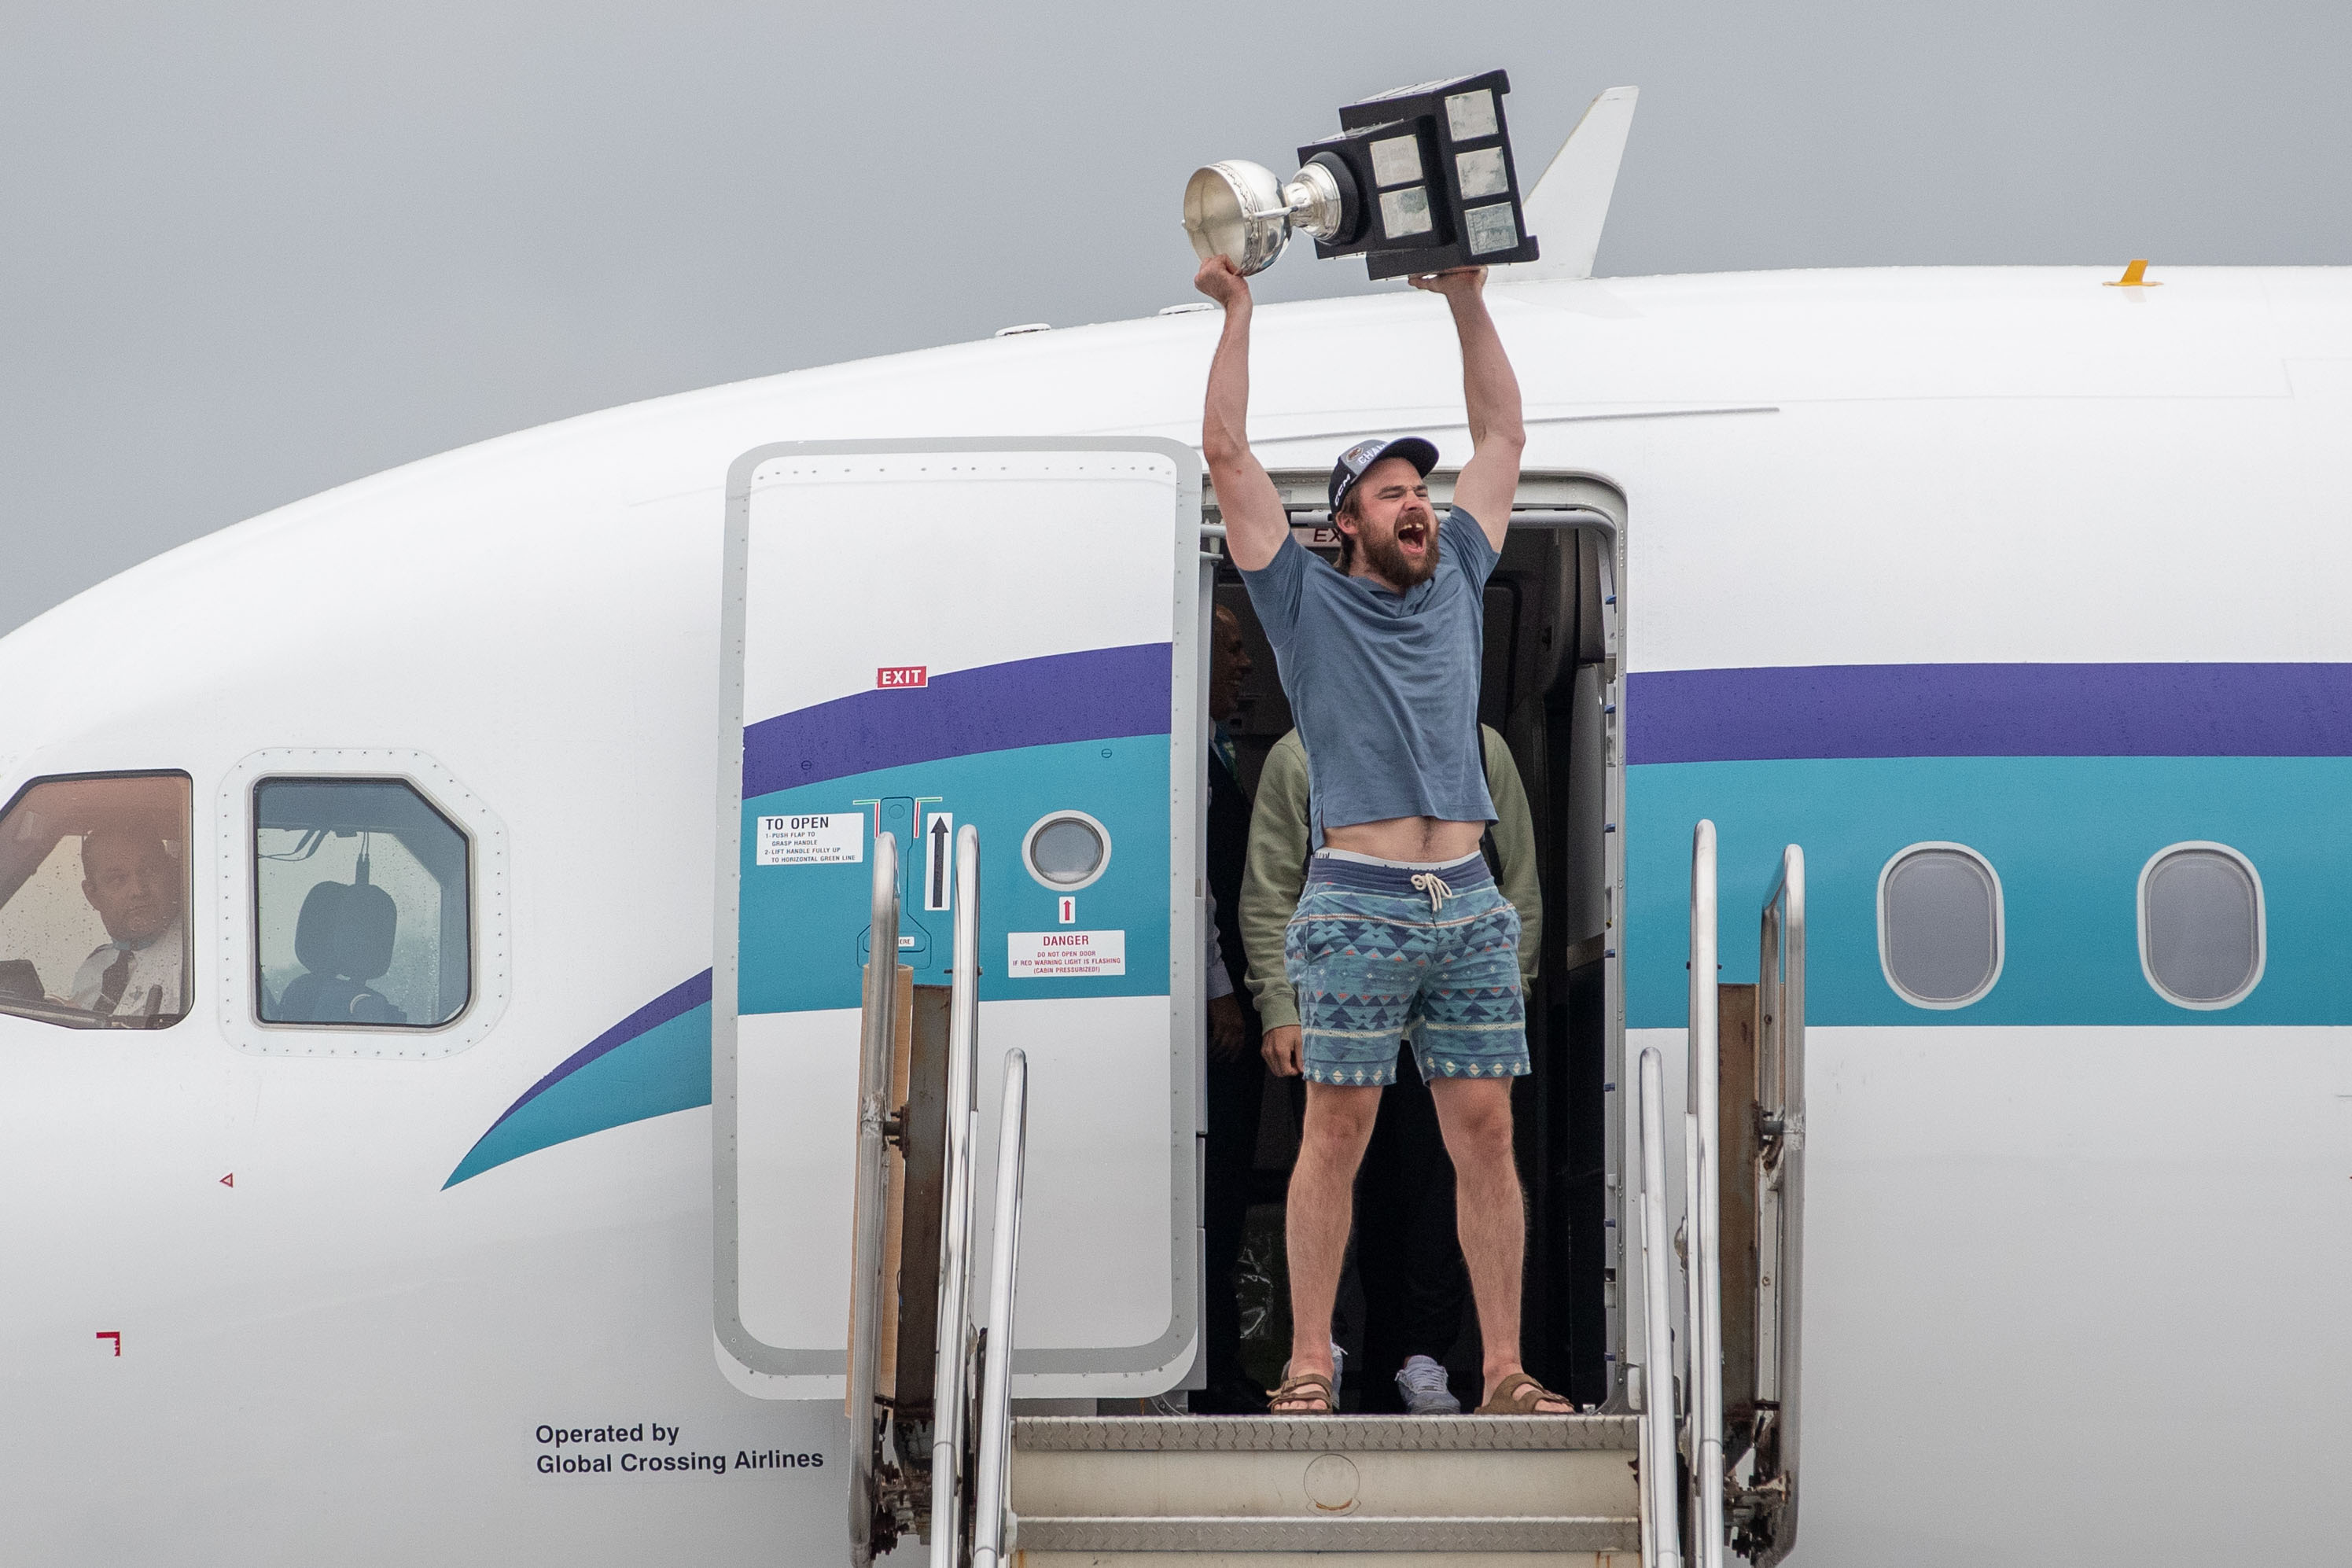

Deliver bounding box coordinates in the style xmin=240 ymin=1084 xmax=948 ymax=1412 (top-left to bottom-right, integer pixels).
xmin=1408 ymin=871 xmax=1454 ymax=912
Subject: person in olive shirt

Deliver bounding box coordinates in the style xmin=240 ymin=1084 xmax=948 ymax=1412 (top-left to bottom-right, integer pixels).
xmin=1241 ymin=723 xmax=1541 ymax=1412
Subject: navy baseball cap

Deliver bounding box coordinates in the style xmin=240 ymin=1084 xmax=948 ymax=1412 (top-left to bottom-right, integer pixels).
xmin=1328 ymin=436 xmax=1439 ymax=513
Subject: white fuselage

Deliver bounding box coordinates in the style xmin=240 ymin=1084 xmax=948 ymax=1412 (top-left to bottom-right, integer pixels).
xmin=1 ymin=266 xmax=2346 ymax=1565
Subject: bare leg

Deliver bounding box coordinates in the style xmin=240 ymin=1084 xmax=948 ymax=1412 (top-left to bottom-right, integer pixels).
xmin=1279 ymin=1081 xmax=1381 ymax=1408
xmin=1428 ymin=1076 xmax=1568 ymax=1412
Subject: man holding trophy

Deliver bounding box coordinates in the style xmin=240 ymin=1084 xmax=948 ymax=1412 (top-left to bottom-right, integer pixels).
xmin=1192 ymin=248 xmax=1567 ymax=1418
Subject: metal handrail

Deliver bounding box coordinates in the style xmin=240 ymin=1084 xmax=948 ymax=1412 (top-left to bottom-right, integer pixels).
xmin=1687 ymin=821 xmax=1725 ymax=1568
xmin=1759 ymin=852 xmax=1804 ymax=1139
xmin=1682 ymin=1109 xmax=1701 ymax=1426
xmin=970 ymin=1047 xmax=1030 ymax=1568
xmin=848 ymin=831 xmax=901 ymax=1568
xmin=1753 ymin=846 xmax=1806 ymax=1565
xmin=929 ymin=826 xmax=983 ymax=1568
xmin=1636 ymin=1046 xmax=1684 ymax=1568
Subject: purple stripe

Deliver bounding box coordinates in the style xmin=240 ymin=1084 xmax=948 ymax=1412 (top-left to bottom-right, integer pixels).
xmin=1629 ymin=664 xmax=2352 ymax=764
xmin=479 ymin=970 xmax=713 ymax=1136
xmin=744 ymin=643 xmax=1171 ymax=796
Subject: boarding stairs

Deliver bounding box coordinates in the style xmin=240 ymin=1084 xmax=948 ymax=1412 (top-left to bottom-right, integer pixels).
xmin=840 ymin=823 xmax=1802 ymax=1568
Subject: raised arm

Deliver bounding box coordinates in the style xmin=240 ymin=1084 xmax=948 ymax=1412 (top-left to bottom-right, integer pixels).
xmin=1194 ymin=256 xmax=1289 ymax=572
xmin=1411 ymin=267 xmax=1525 ymax=549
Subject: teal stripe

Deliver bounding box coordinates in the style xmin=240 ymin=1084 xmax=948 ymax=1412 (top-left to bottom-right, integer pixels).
xmin=442 ymin=1003 xmax=712 ymax=1186
xmin=1628 ymin=756 xmax=2352 ymax=1028
xmin=739 ymin=734 xmax=1171 ymax=1014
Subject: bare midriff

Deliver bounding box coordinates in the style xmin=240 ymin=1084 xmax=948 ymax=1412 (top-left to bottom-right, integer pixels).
xmin=1321 ymin=815 xmax=1486 ymax=865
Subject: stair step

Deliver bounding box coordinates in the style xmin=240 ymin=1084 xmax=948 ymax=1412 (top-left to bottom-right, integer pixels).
xmin=1015 ymin=1514 xmax=1642 ymax=1553
xmin=1014 ymin=1415 xmax=1640 ymax=1452
xmin=1007 ymin=1419 xmax=1636 ymax=1523
xmin=1011 ymin=1416 xmax=1644 ymax=1543
xmin=1015 ymin=1555 xmax=1635 ymax=1568
xmin=1013 ymin=1442 xmax=1636 ymax=1522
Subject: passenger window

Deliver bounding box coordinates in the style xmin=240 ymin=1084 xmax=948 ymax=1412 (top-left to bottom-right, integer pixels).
xmin=2139 ymin=843 xmax=2262 ymax=1009
xmin=0 ymin=772 xmax=193 ymax=1029
xmin=1878 ymin=843 xmax=2002 ymax=1008
xmin=254 ymin=778 xmax=469 ymax=1029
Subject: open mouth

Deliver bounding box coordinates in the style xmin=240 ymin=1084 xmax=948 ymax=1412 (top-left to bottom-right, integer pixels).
xmin=1397 ymin=521 xmax=1430 ymax=552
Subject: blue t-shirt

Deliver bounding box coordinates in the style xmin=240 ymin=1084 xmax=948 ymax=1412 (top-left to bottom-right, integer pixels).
xmin=1239 ymin=506 xmax=1499 ymax=837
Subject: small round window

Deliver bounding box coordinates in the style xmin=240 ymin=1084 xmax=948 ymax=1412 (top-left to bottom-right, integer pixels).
xmin=1022 ymin=811 xmax=1110 ymax=891
xmin=2139 ymin=842 xmax=2263 ymax=1010
xmin=1877 ymin=843 xmax=2003 ymax=1009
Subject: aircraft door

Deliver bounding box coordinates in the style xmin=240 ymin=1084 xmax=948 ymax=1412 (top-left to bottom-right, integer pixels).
xmin=714 ymin=438 xmax=1205 ymax=1401
xmin=1732 ymin=847 xmax=1805 ymax=1566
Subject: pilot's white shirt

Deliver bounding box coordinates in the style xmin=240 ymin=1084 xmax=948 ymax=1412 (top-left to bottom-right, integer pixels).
xmin=69 ymin=918 xmax=186 ymax=1018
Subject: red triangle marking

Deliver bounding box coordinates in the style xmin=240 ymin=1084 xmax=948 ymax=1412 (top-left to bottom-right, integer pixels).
xmin=219 ymin=1172 xmax=234 ymax=1187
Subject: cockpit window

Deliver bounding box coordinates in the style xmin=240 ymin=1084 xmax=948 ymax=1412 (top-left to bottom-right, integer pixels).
xmin=254 ymin=778 xmax=470 ymax=1029
xmin=0 ymin=772 xmax=194 ymax=1030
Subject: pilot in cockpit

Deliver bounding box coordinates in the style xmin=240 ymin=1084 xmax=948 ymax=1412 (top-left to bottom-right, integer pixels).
xmin=68 ymin=826 xmax=186 ymax=1021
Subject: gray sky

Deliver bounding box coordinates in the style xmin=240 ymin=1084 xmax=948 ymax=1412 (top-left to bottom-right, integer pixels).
xmin=4 ymin=0 xmax=2346 ymax=635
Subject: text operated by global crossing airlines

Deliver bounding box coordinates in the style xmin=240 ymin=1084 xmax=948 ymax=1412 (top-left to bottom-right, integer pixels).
xmin=534 ymin=1419 xmax=824 ymax=1479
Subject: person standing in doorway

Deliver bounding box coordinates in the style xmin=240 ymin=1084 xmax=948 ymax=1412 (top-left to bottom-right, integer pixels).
xmin=1194 ymin=251 xmax=1568 ymax=1416
xmin=1240 ymin=720 xmax=1542 ymax=1413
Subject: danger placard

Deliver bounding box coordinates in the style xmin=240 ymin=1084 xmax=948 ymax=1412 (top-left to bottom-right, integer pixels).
xmin=1007 ymin=929 xmax=1126 ymax=977
xmin=756 ymin=813 xmax=864 ymax=866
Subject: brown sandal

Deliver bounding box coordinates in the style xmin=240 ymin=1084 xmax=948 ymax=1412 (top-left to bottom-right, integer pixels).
xmin=1476 ymin=1371 xmax=1574 ymax=1415
xmin=1266 ymin=1371 xmax=1336 ymax=1415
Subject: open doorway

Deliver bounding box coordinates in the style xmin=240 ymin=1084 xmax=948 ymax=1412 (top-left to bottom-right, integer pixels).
xmin=1203 ymin=470 xmax=1625 ymax=1410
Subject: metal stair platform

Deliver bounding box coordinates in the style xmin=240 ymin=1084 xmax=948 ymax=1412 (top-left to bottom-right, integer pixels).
xmin=1009 ymin=1415 xmax=1642 ymax=1566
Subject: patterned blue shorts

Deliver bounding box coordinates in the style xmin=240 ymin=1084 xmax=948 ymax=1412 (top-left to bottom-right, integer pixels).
xmin=1283 ymin=851 xmax=1526 ymax=1088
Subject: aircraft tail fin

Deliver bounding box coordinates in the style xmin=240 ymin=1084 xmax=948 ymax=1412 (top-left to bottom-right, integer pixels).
xmin=1503 ymin=86 xmax=1639 ymax=282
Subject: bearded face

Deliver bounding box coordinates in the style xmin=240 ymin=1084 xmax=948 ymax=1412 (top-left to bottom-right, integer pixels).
xmin=1338 ymin=457 xmax=1440 ymax=590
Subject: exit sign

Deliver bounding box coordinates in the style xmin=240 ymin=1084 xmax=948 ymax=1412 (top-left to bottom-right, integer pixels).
xmin=876 ymin=665 xmax=928 ymax=689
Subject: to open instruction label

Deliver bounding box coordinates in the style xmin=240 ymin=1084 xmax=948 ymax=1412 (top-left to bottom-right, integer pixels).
xmin=1007 ymin=929 xmax=1126 ymax=977
xmin=756 ymin=813 xmax=864 ymax=866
